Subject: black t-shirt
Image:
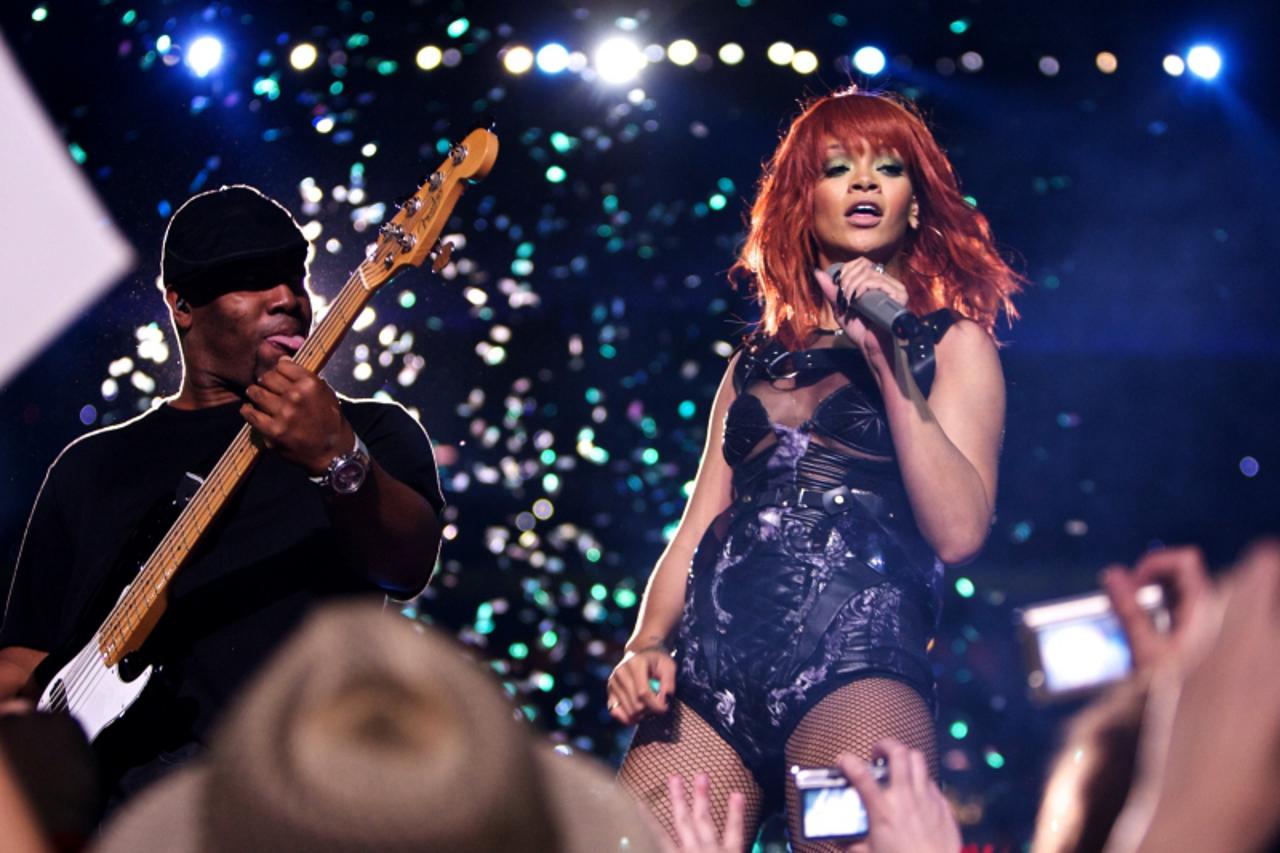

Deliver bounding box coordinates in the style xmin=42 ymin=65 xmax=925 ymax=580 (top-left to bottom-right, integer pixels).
xmin=0 ymin=397 xmax=443 ymax=778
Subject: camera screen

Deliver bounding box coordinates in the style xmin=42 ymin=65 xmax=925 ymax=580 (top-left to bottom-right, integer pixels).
xmin=1036 ymin=612 xmax=1132 ymax=693
xmin=801 ymin=785 xmax=868 ymax=840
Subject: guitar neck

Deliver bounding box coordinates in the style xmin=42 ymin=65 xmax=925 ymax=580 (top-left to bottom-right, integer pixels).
xmin=97 ymin=261 xmax=383 ymax=666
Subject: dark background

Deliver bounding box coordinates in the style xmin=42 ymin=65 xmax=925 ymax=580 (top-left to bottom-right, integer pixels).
xmin=2 ymin=0 xmax=1277 ymax=846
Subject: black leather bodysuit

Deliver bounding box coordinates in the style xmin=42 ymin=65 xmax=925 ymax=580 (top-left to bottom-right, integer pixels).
xmin=675 ymin=332 xmax=945 ymax=795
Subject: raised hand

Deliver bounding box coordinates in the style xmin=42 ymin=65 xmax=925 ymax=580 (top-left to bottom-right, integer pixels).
xmin=839 ymin=739 xmax=961 ymax=853
xmin=661 ymin=773 xmax=746 ymax=853
xmin=1099 ymin=545 xmax=1212 ymax=672
xmin=813 ymin=258 xmax=910 ymax=376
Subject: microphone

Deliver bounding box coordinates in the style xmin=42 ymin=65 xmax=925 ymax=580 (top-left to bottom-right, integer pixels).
xmin=826 ymin=263 xmax=920 ymax=340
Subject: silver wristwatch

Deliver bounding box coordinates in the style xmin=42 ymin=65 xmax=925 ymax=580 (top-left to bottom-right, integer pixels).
xmin=309 ymin=433 xmax=370 ymax=495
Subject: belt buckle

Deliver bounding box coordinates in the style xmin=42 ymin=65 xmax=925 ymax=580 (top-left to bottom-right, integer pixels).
xmin=822 ymin=485 xmax=852 ymax=514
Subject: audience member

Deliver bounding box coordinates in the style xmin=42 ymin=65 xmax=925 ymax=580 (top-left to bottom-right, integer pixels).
xmin=1034 ymin=541 xmax=1280 ymax=853
xmin=1106 ymin=540 xmax=1280 ymax=853
xmin=91 ymin=600 xmax=662 ymax=853
xmin=1031 ymin=545 xmax=1212 ymax=853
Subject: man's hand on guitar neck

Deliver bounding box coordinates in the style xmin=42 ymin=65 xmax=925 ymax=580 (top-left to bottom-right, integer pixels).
xmin=242 ymin=356 xmax=355 ymax=476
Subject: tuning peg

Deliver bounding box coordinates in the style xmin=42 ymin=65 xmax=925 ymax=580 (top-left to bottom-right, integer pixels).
xmin=429 ymin=240 xmax=454 ymax=273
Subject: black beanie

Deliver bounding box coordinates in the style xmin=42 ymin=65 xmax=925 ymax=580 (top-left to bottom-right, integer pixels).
xmin=161 ymin=184 xmax=308 ymax=301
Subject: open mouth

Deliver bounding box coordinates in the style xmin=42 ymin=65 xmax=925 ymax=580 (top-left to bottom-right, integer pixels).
xmin=845 ymin=201 xmax=883 ymax=226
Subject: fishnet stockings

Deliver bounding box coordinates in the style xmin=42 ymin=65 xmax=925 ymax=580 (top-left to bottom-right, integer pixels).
xmin=785 ymin=677 xmax=938 ymax=853
xmin=618 ymin=700 xmax=765 ymax=851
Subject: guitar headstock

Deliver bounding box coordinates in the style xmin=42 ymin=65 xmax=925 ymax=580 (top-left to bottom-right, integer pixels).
xmin=361 ymin=127 xmax=499 ymax=290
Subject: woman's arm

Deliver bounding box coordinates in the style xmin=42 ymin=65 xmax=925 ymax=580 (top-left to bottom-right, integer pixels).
xmin=608 ymin=359 xmax=737 ymax=722
xmin=816 ymin=264 xmax=1005 ymax=565
xmin=880 ymin=318 xmax=1004 ymax=565
xmin=625 ymin=358 xmax=738 ymax=651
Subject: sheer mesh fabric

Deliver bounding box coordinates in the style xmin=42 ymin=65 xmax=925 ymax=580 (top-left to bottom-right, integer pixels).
xmin=618 ymin=700 xmax=765 ymax=851
xmin=784 ymin=677 xmax=938 ymax=853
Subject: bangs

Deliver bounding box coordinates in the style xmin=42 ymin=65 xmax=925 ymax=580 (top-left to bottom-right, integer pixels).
xmin=799 ymin=94 xmax=921 ymax=177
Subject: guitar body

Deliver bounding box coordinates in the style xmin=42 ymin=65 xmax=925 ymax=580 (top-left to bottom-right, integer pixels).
xmin=37 ymin=611 xmax=154 ymax=742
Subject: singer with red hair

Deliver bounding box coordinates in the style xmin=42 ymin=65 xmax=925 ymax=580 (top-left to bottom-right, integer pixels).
xmin=608 ymin=88 xmax=1022 ymax=850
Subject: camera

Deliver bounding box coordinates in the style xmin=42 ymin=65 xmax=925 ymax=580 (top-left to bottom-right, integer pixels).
xmin=791 ymin=762 xmax=888 ymax=841
xmin=1016 ymin=584 xmax=1169 ymax=703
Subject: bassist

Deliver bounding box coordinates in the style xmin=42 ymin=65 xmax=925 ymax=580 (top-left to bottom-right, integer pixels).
xmin=0 ymin=185 xmax=444 ymax=807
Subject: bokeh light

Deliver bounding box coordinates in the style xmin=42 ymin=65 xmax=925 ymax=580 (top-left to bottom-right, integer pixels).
xmin=1038 ymin=55 xmax=1060 ymax=76
xmin=415 ymin=45 xmax=442 ymax=71
xmin=852 ymin=45 xmax=886 ymax=75
xmin=535 ymin=43 xmax=570 ymax=74
xmin=289 ymin=43 xmax=317 ymax=71
xmin=503 ymin=45 xmax=535 ymax=75
xmin=1163 ymin=53 xmax=1186 ymax=76
xmin=766 ymin=41 xmax=795 ymax=66
xmin=791 ymin=50 xmax=818 ymax=74
xmin=185 ymin=35 xmax=224 ymax=78
xmin=718 ymin=42 xmax=744 ymax=65
xmin=667 ymin=39 xmax=697 ymax=66
xmin=1186 ymin=44 xmax=1222 ymax=80
xmin=1095 ymin=51 xmax=1117 ymax=74
xmin=594 ymin=36 xmax=646 ymax=84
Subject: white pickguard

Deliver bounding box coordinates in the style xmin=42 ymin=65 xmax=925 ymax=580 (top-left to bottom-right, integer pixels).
xmin=37 ymin=630 xmax=153 ymax=742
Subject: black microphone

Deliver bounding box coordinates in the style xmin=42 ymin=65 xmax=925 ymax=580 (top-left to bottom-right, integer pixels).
xmin=826 ymin=263 xmax=920 ymax=340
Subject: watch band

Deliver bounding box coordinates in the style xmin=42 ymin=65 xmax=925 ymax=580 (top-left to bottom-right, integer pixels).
xmin=309 ymin=433 xmax=370 ymax=492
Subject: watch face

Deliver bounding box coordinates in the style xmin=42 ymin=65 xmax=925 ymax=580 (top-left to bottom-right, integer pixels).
xmin=331 ymin=457 xmax=368 ymax=494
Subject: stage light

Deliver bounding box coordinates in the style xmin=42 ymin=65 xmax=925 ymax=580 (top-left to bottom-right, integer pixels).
xmin=959 ymin=51 xmax=984 ymax=72
xmin=718 ymin=42 xmax=744 ymax=65
xmin=1186 ymin=45 xmax=1221 ymax=80
xmin=791 ymin=50 xmax=818 ymax=74
xmin=1095 ymin=51 xmax=1117 ymax=74
xmin=503 ymin=45 xmax=534 ymax=75
xmin=446 ymin=17 xmax=470 ymax=38
xmin=767 ymin=41 xmax=795 ymax=66
xmin=416 ymin=45 xmax=442 ymax=70
xmin=535 ymin=42 xmax=570 ymax=74
xmin=852 ymin=46 xmax=886 ymax=75
xmin=32 ymin=6 xmax=48 ymax=22
xmin=289 ymin=43 xmax=317 ymax=71
xmin=1038 ymin=55 xmax=1060 ymax=76
xmin=594 ymin=36 xmax=646 ymax=84
xmin=1162 ymin=54 xmax=1185 ymax=76
xmin=667 ymin=39 xmax=697 ymax=66
xmin=186 ymin=36 xmax=224 ymax=78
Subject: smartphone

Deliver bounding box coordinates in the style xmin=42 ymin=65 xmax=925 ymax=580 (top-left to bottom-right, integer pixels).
xmin=1016 ymin=584 xmax=1169 ymax=703
xmin=791 ymin=763 xmax=887 ymax=841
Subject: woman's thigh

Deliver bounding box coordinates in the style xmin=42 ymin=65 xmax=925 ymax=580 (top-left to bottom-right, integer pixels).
xmin=783 ymin=677 xmax=938 ymax=853
xmin=618 ymin=699 xmax=766 ymax=851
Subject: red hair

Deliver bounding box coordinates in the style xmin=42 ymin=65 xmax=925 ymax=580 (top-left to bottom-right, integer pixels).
xmin=732 ymin=88 xmax=1022 ymax=348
